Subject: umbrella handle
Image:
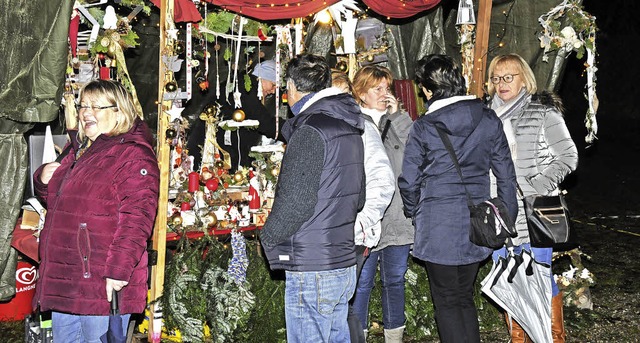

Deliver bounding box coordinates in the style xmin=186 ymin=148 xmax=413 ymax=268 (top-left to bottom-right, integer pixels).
xmin=111 ymin=289 xmax=119 ymax=315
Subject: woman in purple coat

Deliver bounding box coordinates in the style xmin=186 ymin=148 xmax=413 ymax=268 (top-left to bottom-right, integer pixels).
xmin=398 ymin=55 xmax=518 ymax=342
xmin=33 ymin=80 xmax=160 ymax=342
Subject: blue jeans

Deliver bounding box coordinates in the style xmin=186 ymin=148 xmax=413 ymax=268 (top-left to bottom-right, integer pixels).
xmin=52 ymin=311 xmax=131 ymax=343
xmin=352 ymin=244 xmax=410 ymax=330
xmin=492 ymin=244 xmax=559 ymax=296
xmin=285 ymin=265 xmax=357 ymax=343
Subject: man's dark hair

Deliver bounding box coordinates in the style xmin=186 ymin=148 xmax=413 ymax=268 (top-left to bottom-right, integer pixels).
xmin=414 ymin=54 xmax=466 ymax=102
xmin=286 ymin=54 xmax=331 ymax=93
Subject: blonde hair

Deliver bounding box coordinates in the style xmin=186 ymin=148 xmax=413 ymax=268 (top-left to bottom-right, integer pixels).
xmin=331 ymin=70 xmax=353 ymax=94
xmin=352 ymin=65 xmax=393 ymax=106
xmin=487 ymin=53 xmax=537 ymax=97
xmin=77 ymin=80 xmax=141 ymax=141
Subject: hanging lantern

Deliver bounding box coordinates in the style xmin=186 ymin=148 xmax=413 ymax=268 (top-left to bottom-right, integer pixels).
xmin=456 ymin=0 xmax=476 ymax=25
xmin=232 ymin=109 xmax=246 ymax=122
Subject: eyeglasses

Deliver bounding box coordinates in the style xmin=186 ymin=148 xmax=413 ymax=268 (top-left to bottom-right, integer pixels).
xmin=371 ymin=86 xmax=391 ymax=94
xmin=76 ymin=104 xmax=117 ymax=112
xmin=490 ymin=74 xmax=519 ymax=84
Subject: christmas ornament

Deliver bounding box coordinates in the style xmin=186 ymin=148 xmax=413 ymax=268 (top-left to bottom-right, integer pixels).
xmin=200 ymin=168 xmax=214 ymax=182
xmin=248 ymin=170 xmax=261 ymax=212
xmin=336 ymin=61 xmax=348 ymax=72
xmin=203 ymin=211 xmax=218 ymax=227
xmin=166 ymin=128 xmax=177 ymax=139
xmin=205 ymin=178 xmax=219 ymax=191
xmin=215 ymin=160 xmax=225 ymax=169
xmin=175 ymin=41 xmax=185 ymax=55
xmin=171 ymin=214 xmax=183 ymax=226
xmin=165 ymin=81 xmax=178 ymax=93
xmin=366 ymin=54 xmax=375 ymax=62
xmin=180 ymin=202 xmax=191 ymax=211
xmin=232 ymin=109 xmax=246 ymax=122
xmin=270 ymin=166 xmax=280 ymax=177
xmin=233 ymin=171 xmax=244 ymax=183
xmin=199 ymin=79 xmax=209 ymax=91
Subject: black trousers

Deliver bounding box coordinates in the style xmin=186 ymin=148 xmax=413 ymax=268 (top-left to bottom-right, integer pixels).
xmin=425 ymin=261 xmax=482 ymax=343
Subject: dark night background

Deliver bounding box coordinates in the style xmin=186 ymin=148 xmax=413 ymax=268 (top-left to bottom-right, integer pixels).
xmin=557 ymin=0 xmax=640 ymax=218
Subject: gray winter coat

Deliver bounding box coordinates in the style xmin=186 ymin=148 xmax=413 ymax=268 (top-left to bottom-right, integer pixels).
xmin=496 ymin=93 xmax=578 ymax=245
xmin=374 ymin=109 xmax=415 ymax=251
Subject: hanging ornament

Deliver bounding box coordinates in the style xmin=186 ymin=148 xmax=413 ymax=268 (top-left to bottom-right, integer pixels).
xmin=174 ymin=41 xmax=185 ymax=55
xmin=257 ymin=28 xmax=268 ymax=41
xmin=270 ymin=165 xmax=280 ymax=177
xmin=215 ymin=160 xmax=225 ymax=169
xmin=165 ymin=81 xmax=178 ymax=92
xmin=232 ymin=109 xmax=246 ymax=122
xmin=233 ymin=171 xmax=244 ymax=183
xmin=366 ymin=54 xmax=375 ymax=62
xmin=171 ymin=214 xmax=183 ymax=226
xmin=166 ymin=128 xmax=177 ymax=139
xmin=180 ymin=202 xmax=191 ymax=211
xmin=336 ymin=61 xmax=348 ymax=72
xmin=227 ymin=230 xmax=249 ymax=284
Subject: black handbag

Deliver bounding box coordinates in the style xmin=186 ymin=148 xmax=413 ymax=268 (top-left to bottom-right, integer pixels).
xmin=523 ymin=191 xmax=572 ymax=248
xmin=436 ymin=127 xmax=517 ymax=249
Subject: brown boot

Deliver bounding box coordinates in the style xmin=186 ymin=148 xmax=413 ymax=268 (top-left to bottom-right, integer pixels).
xmin=504 ymin=313 xmax=530 ymax=343
xmin=552 ymin=292 xmax=567 ymax=342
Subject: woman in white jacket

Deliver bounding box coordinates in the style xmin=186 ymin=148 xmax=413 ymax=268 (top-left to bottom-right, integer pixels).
xmin=332 ymin=71 xmax=395 ymax=343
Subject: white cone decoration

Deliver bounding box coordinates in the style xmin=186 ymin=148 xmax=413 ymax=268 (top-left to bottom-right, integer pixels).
xmin=456 ymin=0 xmax=476 ymax=25
xmin=42 ymin=125 xmax=57 ymax=164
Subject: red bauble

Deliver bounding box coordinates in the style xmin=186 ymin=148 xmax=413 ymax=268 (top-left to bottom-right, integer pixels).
xmin=205 ymin=178 xmax=219 ymax=191
xmin=180 ymin=202 xmax=191 ymax=211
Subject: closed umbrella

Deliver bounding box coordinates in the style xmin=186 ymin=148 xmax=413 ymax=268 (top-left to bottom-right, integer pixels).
xmin=100 ymin=290 xmax=127 ymax=343
xmin=481 ymin=249 xmax=552 ymax=343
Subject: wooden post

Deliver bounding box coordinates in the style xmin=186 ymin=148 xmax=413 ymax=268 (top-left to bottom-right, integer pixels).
xmin=148 ymin=0 xmax=173 ymax=340
xmin=470 ymin=0 xmax=493 ymax=97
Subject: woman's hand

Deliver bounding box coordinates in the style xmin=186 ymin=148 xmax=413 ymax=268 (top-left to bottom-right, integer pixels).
xmin=40 ymin=162 xmax=61 ymax=184
xmin=106 ymin=278 xmax=129 ymax=302
xmin=384 ymin=94 xmax=399 ymax=113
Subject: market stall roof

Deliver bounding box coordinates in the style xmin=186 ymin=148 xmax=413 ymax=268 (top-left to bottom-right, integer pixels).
xmin=153 ymin=0 xmax=441 ymax=22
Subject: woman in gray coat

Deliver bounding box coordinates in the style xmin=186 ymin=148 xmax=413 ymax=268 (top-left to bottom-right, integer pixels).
xmin=399 ymin=54 xmax=518 ymax=343
xmin=350 ymin=65 xmax=414 ymax=342
xmin=487 ymin=53 xmax=578 ymax=343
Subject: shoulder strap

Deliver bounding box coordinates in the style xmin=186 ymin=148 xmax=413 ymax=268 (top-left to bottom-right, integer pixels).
xmin=380 ymin=119 xmax=392 ymax=142
xmin=435 ymin=126 xmax=474 ymax=207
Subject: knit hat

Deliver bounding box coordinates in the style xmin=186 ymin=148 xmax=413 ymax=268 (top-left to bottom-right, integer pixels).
xmin=252 ymin=60 xmax=277 ymax=83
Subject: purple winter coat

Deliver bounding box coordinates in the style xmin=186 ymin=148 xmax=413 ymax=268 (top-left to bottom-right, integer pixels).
xmin=32 ymin=118 xmax=160 ymax=315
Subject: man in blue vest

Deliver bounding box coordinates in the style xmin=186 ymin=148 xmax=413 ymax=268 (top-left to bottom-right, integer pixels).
xmin=260 ymin=54 xmax=366 ymax=342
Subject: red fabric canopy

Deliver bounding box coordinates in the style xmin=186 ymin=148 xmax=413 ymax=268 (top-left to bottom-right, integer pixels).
xmin=153 ymin=0 xmax=441 ymax=22
xmin=150 ymin=0 xmax=203 ymax=23
xmin=206 ymin=0 xmax=441 ymax=21
xmin=361 ymin=0 xmax=440 ymax=19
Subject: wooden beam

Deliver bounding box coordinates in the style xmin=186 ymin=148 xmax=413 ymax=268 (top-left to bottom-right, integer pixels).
xmin=471 ymin=0 xmax=493 ymax=97
xmin=148 ymin=0 xmax=172 ymax=340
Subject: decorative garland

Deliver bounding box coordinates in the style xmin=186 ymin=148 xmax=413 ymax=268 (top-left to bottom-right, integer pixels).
xmin=538 ymin=0 xmax=598 ymax=143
